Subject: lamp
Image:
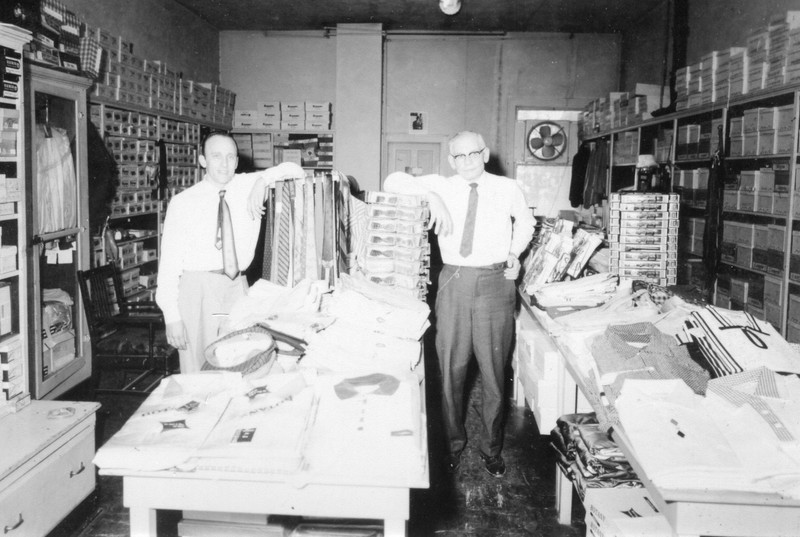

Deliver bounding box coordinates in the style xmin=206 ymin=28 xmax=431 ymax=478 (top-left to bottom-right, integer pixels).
xmin=440 ymin=0 xmax=461 ymax=15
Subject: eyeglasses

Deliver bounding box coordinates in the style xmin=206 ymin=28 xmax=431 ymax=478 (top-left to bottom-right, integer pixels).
xmin=451 ymin=147 xmax=485 ymax=164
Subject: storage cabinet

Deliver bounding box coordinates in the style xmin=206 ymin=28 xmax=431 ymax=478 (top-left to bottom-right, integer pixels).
xmin=0 ymin=400 xmax=99 ymax=537
xmin=584 ymin=84 xmax=800 ymax=338
xmin=24 ymin=64 xmax=92 ymax=400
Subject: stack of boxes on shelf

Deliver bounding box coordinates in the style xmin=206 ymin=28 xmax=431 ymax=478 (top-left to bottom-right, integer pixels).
xmin=233 ymin=101 xmax=334 ymax=169
xmin=611 ymin=131 xmax=638 ymax=165
xmin=362 ymin=191 xmax=430 ymax=301
xmin=0 ymin=48 xmax=21 ymax=156
xmin=25 ymin=0 xmax=237 ymax=129
xmin=89 ymin=32 xmax=236 ymax=127
xmin=1 ymin=334 xmax=25 ymax=414
xmin=160 ymin=117 xmax=200 ymax=200
xmin=652 ymin=127 xmax=674 ymax=163
xmin=679 ymin=215 xmax=705 ymax=260
xmin=234 ymin=101 xmax=333 ymax=131
xmin=26 ymin=0 xmax=81 ymax=71
xmin=729 ymin=104 xmax=795 ymax=157
xmin=722 ymin=166 xmax=793 ymax=216
xmin=675 ymin=117 xmax=723 ymax=161
xmin=608 ymin=193 xmax=679 ymax=286
xmin=579 ymin=84 xmax=666 ymax=137
xmin=587 ymin=10 xmax=799 ymax=127
xmin=674 ymin=168 xmax=710 ymax=209
xmin=715 ymin=220 xmax=785 ymax=328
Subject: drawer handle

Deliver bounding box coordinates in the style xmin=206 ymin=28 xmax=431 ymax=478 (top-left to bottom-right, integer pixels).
xmin=70 ymin=462 xmax=86 ymax=478
xmin=4 ymin=514 xmax=23 ymax=533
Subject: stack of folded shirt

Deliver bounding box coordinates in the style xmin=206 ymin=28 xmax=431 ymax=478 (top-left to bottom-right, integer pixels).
xmin=550 ymin=412 xmax=641 ymax=499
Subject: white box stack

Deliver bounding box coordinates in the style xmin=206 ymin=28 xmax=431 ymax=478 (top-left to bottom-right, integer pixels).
xmin=608 ymin=192 xmax=679 ymax=286
xmin=363 ymin=191 xmax=431 ymax=301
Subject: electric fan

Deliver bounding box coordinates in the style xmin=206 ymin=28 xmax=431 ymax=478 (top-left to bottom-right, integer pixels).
xmin=526 ymin=121 xmax=568 ymax=161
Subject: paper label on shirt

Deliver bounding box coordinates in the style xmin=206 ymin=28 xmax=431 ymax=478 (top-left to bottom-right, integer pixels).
xmin=57 ymin=247 xmax=73 ymax=264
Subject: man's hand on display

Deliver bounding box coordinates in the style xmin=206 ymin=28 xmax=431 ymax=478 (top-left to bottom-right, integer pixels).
xmin=504 ymin=254 xmax=520 ymax=280
xmin=166 ymin=321 xmax=188 ymax=350
xmin=427 ymin=192 xmax=452 ymax=236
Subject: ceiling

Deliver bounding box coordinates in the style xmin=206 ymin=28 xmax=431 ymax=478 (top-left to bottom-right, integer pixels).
xmin=173 ymin=0 xmax=667 ymax=34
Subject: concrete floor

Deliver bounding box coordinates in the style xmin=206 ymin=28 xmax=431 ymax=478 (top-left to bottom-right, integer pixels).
xmin=51 ymin=328 xmax=586 ymax=537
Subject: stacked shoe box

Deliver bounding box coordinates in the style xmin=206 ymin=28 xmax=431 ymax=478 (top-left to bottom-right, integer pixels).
xmin=608 ymin=193 xmax=679 ymax=286
xmin=363 ymin=191 xmax=431 ymax=300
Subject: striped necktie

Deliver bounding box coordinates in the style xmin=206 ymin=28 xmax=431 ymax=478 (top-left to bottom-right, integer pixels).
xmin=216 ymin=189 xmax=239 ymax=279
xmin=273 ymin=181 xmax=292 ymax=286
xmin=261 ymin=188 xmax=274 ymax=280
xmin=459 ymin=183 xmax=478 ymax=257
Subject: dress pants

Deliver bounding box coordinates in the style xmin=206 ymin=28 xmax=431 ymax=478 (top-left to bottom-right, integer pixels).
xmin=177 ymin=271 xmax=247 ymax=373
xmin=435 ymin=263 xmax=515 ymax=458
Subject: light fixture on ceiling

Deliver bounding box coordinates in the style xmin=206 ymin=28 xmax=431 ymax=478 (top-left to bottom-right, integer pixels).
xmin=440 ymin=0 xmax=461 ymax=15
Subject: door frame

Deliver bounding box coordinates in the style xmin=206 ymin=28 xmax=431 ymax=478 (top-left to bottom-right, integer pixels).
xmin=381 ymin=133 xmax=449 ymax=188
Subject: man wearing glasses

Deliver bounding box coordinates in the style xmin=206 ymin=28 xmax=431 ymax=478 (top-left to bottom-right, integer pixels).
xmin=384 ymin=131 xmax=535 ymax=478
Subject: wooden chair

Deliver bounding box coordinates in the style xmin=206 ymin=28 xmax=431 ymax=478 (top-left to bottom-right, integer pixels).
xmin=77 ymin=263 xmax=177 ymax=396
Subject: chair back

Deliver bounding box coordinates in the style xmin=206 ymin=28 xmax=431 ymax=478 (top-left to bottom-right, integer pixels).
xmin=77 ymin=264 xmax=128 ymax=337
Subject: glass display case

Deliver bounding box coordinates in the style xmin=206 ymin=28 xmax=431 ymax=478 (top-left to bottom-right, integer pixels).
xmin=24 ymin=64 xmax=91 ymax=399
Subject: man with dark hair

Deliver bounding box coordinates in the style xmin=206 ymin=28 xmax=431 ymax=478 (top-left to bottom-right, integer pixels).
xmin=156 ymin=131 xmax=304 ymax=373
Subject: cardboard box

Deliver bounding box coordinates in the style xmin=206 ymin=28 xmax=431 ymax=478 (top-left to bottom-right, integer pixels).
xmin=41 ymin=329 xmax=75 ymax=376
xmin=584 ymin=488 xmax=673 ymax=537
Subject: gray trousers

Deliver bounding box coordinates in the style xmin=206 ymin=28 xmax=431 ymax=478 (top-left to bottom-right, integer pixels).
xmin=435 ymin=263 xmax=515 ymax=458
xmin=177 ymin=271 xmax=247 ymax=373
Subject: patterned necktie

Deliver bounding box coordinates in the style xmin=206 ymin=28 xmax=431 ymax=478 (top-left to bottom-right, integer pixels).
xmin=273 ymin=181 xmax=292 ymax=286
xmin=216 ymin=189 xmax=239 ymax=279
xmin=261 ymin=189 xmax=274 ymax=280
xmin=459 ymin=183 xmax=479 ymax=257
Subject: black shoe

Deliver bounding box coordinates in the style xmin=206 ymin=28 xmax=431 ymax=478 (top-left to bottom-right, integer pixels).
xmin=480 ymin=453 xmax=506 ymax=478
xmin=444 ymin=452 xmax=461 ymax=474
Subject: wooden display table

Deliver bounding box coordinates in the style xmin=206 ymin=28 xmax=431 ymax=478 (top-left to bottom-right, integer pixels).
xmin=514 ymin=293 xmax=800 ymax=536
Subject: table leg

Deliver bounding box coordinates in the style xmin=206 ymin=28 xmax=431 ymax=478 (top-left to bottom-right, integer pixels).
xmin=384 ymin=518 xmax=407 ymax=537
xmin=129 ymin=506 xmax=157 ymax=537
xmin=555 ymin=468 xmax=573 ymax=525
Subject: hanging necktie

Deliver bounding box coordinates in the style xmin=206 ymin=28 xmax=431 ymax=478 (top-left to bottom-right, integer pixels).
xmin=272 ymin=181 xmax=292 ymax=286
xmin=261 ymin=188 xmax=274 ymax=280
xmin=292 ymin=178 xmax=306 ymax=285
xmin=321 ymin=172 xmax=336 ymax=286
xmin=216 ymin=189 xmax=239 ymax=279
xmin=459 ymin=183 xmax=479 ymax=257
xmin=303 ymin=176 xmax=318 ymax=280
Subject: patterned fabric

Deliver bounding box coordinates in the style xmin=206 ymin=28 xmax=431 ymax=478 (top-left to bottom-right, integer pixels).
xmin=261 ymin=189 xmax=274 ymax=280
xmin=216 ymin=190 xmax=239 ymax=279
xmin=273 ymin=181 xmax=293 ymax=286
xmin=591 ymin=322 xmax=710 ymax=398
xmin=707 ymin=367 xmax=795 ymax=442
xmin=79 ymin=34 xmax=102 ymax=79
xmin=679 ymin=306 xmax=800 ymax=377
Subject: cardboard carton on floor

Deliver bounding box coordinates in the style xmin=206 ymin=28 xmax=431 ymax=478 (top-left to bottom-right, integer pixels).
xmin=583 ymin=487 xmax=673 ymax=536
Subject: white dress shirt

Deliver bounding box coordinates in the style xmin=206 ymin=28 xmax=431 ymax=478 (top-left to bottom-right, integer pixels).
xmin=157 ymin=166 xmax=290 ymax=324
xmin=383 ymin=171 xmax=535 ymax=267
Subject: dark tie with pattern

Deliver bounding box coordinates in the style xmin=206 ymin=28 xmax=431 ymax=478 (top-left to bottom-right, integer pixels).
xmin=459 ymin=183 xmax=478 ymax=257
xmin=216 ymin=189 xmax=239 ymax=279
xmin=273 ymin=181 xmax=292 ymax=286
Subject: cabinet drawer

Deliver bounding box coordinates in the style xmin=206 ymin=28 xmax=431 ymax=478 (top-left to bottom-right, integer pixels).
xmin=0 ymin=423 xmax=95 ymax=537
